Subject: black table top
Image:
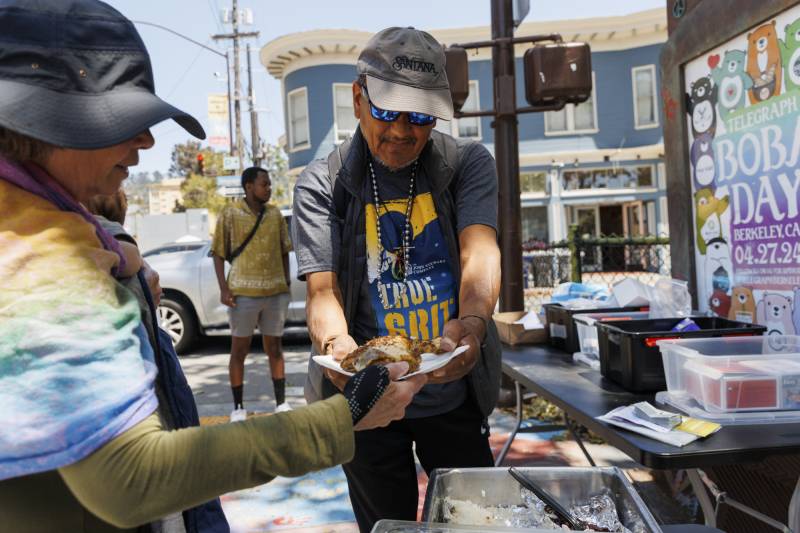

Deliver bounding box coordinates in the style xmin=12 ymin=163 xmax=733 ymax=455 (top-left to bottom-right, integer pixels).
xmin=501 ymin=344 xmax=800 ymax=469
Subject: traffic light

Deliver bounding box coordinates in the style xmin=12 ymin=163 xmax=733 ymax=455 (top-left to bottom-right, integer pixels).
xmin=196 ymin=153 xmax=204 ymax=175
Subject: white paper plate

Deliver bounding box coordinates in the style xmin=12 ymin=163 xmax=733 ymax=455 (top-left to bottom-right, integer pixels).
xmin=312 ymin=345 xmax=470 ymax=380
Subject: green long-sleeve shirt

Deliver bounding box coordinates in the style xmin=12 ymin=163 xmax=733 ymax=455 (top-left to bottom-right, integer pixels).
xmin=0 ymin=395 xmax=354 ymax=532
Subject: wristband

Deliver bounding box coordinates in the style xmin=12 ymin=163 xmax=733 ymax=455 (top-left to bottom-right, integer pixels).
xmin=343 ymin=365 xmax=390 ymax=425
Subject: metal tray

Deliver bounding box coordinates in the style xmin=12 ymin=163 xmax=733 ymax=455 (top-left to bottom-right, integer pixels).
xmin=421 ymin=466 xmax=662 ymax=532
xmin=370 ymin=519 xmax=532 ymax=533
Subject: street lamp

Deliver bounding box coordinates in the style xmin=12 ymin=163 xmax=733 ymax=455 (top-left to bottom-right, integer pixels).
xmin=132 ymin=20 xmax=234 ymax=156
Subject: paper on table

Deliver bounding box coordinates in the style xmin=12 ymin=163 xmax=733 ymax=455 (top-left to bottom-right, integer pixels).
xmin=597 ymin=406 xmax=699 ymax=447
xmin=312 ymin=345 xmax=469 ymax=381
xmin=513 ymin=311 xmax=544 ymax=331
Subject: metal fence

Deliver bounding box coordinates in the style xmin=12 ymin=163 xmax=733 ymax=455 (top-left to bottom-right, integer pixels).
xmin=522 ymin=225 xmax=671 ymax=312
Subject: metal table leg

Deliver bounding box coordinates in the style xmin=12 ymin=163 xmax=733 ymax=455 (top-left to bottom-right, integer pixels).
xmin=495 ymin=381 xmax=523 ymax=466
xmin=787 ymin=475 xmax=800 ymax=533
xmin=687 ymin=469 xmax=717 ymax=528
xmin=688 ymin=468 xmax=794 ymax=532
xmin=564 ymin=412 xmax=596 ymax=467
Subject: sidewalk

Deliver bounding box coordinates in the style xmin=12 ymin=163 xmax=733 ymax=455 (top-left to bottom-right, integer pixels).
xmin=181 ymin=338 xmax=696 ymax=532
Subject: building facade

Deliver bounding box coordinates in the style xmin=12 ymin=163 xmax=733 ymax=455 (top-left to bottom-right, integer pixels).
xmin=260 ymin=9 xmax=668 ymax=251
xmin=147 ymin=178 xmax=185 ymax=215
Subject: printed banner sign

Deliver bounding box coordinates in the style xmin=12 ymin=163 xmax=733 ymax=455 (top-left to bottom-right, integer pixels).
xmin=685 ymin=5 xmax=800 ymax=334
xmin=207 ymin=93 xmax=230 ymax=148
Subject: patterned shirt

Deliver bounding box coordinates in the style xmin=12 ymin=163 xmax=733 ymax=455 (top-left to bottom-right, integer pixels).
xmin=211 ymin=201 xmax=292 ymax=297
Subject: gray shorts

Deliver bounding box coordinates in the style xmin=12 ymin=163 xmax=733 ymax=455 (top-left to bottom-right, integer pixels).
xmin=228 ymin=293 xmax=290 ymax=338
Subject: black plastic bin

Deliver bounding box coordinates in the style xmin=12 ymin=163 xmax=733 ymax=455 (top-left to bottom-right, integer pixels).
xmin=597 ymin=317 xmax=766 ymax=392
xmin=543 ymin=302 xmax=649 ymax=354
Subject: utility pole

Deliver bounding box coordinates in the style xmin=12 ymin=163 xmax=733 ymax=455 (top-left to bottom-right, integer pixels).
xmin=491 ymin=0 xmax=524 ymax=311
xmin=246 ymin=43 xmax=261 ymax=167
xmin=212 ymin=0 xmax=258 ymax=173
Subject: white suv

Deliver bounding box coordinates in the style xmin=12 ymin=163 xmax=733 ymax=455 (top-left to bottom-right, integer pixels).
xmin=144 ymin=212 xmax=306 ymax=353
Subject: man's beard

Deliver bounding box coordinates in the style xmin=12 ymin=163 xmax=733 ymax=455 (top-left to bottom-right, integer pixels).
xmin=372 ymin=153 xmax=418 ymax=172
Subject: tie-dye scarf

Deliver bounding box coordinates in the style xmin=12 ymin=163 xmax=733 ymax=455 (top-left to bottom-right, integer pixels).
xmin=0 ymin=156 xmax=158 ymax=481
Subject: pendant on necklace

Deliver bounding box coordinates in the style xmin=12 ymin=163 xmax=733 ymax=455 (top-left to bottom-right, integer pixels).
xmin=391 ymin=248 xmax=406 ymax=281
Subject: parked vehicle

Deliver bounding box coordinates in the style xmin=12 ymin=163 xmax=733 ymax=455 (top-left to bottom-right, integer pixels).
xmin=144 ymin=212 xmax=307 ymax=353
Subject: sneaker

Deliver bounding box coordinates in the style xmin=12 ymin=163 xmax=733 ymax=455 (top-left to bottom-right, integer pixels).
xmin=275 ymin=402 xmax=293 ymax=413
xmin=229 ymin=407 xmax=247 ymax=423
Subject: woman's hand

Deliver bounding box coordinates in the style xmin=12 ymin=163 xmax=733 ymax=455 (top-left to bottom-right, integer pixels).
xmin=345 ymin=362 xmax=427 ymax=431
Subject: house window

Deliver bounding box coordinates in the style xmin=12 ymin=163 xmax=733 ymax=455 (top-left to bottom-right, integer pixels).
xmin=561 ymin=165 xmax=655 ymax=191
xmin=632 ymin=65 xmax=658 ymax=128
xmin=434 ymin=80 xmax=481 ymax=139
xmin=457 ymin=81 xmax=481 ymax=138
xmin=520 ymin=171 xmax=547 ymax=193
xmin=545 ymin=73 xmax=597 ymax=135
xmin=288 ymin=87 xmax=310 ymax=150
xmin=333 ymin=84 xmax=357 ymax=142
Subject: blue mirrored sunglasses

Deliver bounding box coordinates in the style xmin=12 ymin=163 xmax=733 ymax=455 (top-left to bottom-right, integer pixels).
xmin=360 ymin=85 xmax=436 ymax=126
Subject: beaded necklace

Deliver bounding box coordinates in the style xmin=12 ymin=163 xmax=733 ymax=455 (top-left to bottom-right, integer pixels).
xmin=369 ymin=159 xmax=417 ymax=309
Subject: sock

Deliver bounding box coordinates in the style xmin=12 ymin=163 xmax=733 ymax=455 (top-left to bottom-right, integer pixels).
xmin=273 ymin=378 xmax=286 ymax=406
xmin=232 ymin=385 xmax=243 ymax=410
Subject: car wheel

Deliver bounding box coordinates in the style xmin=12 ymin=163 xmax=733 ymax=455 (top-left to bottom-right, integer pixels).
xmin=157 ymin=297 xmax=198 ymax=354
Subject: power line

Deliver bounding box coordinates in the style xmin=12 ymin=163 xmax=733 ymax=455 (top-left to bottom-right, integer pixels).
xmin=165 ymin=44 xmax=208 ymax=99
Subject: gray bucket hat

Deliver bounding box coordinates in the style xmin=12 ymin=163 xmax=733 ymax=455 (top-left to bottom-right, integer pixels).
xmin=0 ymin=0 xmax=205 ymax=149
xmin=358 ymin=27 xmax=454 ymax=121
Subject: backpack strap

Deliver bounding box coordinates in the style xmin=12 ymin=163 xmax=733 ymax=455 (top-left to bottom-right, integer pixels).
xmin=226 ymin=207 xmax=265 ymax=263
xmin=327 ymin=138 xmax=352 ymax=220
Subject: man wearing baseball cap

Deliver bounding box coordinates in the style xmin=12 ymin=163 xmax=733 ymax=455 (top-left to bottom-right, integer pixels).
xmin=293 ymin=27 xmax=503 ymax=531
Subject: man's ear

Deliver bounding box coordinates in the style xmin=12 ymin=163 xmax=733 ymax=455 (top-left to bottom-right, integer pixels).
xmin=352 ymin=80 xmax=362 ymax=119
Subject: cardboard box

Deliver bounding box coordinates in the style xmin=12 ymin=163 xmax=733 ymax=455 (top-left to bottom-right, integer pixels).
xmin=493 ymin=311 xmax=548 ymax=346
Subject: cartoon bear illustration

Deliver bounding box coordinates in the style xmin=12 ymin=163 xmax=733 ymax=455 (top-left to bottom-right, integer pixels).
xmin=709 ymin=290 xmax=732 ymax=318
xmin=705 ymin=238 xmax=733 ymax=295
xmin=711 ymin=49 xmax=753 ymax=120
xmin=781 ymin=18 xmax=800 ymax=93
xmin=695 ymin=188 xmax=729 ymax=255
xmin=746 ymin=21 xmax=783 ymax=104
xmin=686 ymin=76 xmax=718 ymax=139
xmin=757 ymin=292 xmax=796 ymax=335
xmin=690 ymin=133 xmax=716 ymax=191
xmin=729 ymin=286 xmax=757 ymax=323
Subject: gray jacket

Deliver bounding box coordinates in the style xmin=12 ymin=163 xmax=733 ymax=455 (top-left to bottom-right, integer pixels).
xmin=297 ymin=127 xmax=502 ymax=417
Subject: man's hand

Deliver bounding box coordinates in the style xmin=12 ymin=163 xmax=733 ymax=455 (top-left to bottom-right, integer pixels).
xmin=323 ymin=334 xmax=359 ymax=391
xmin=141 ymin=261 xmax=162 ymax=306
xmin=428 ymin=318 xmax=482 ymax=384
xmin=354 ymin=362 xmax=427 ymax=431
xmin=220 ymin=287 xmax=236 ymax=308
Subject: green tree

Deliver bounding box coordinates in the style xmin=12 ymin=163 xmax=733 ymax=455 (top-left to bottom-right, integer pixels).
xmin=169 ymin=140 xmax=227 ymax=177
xmin=180 ymin=173 xmax=228 ymax=214
xmin=261 ymin=142 xmax=293 ymax=208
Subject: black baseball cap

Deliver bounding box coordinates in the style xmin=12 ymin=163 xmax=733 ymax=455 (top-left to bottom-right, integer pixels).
xmin=357 ymin=27 xmax=453 ymax=121
xmin=0 ymin=0 xmax=205 ymax=149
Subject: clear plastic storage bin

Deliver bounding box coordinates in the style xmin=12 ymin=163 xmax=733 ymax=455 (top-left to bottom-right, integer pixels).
xmin=574 ymin=311 xmax=651 ymax=357
xmin=658 ymin=336 xmax=800 ymax=417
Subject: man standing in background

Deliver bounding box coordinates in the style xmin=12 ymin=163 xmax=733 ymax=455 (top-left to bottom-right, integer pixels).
xmin=212 ymin=166 xmax=293 ymax=421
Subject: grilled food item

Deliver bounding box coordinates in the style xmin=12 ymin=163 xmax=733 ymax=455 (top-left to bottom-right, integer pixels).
xmin=341 ymin=335 xmax=420 ymax=374
xmin=412 ymin=337 xmax=447 ymax=356
xmin=340 ymin=335 xmax=450 ymax=375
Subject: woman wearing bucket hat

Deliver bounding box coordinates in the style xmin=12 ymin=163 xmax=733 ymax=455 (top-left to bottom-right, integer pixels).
xmin=0 ymin=1 xmax=425 ymax=532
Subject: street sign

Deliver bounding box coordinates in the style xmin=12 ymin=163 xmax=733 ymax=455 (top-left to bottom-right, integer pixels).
xmin=513 ymin=0 xmax=530 ymax=27
xmin=223 ymin=156 xmax=239 ymax=171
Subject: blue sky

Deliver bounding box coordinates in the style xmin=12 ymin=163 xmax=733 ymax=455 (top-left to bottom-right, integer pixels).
xmin=106 ymin=0 xmax=665 ymax=175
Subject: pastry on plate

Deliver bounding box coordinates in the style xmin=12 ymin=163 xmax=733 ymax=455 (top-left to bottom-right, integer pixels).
xmin=412 ymin=337 xmax=447 ymax=356
xmin=339 ymin=335 xmax=418 ymax=374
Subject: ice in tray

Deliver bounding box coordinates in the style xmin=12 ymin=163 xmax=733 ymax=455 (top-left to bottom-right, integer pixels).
xmin=658 ymin=336 xmax=800 ymax=413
